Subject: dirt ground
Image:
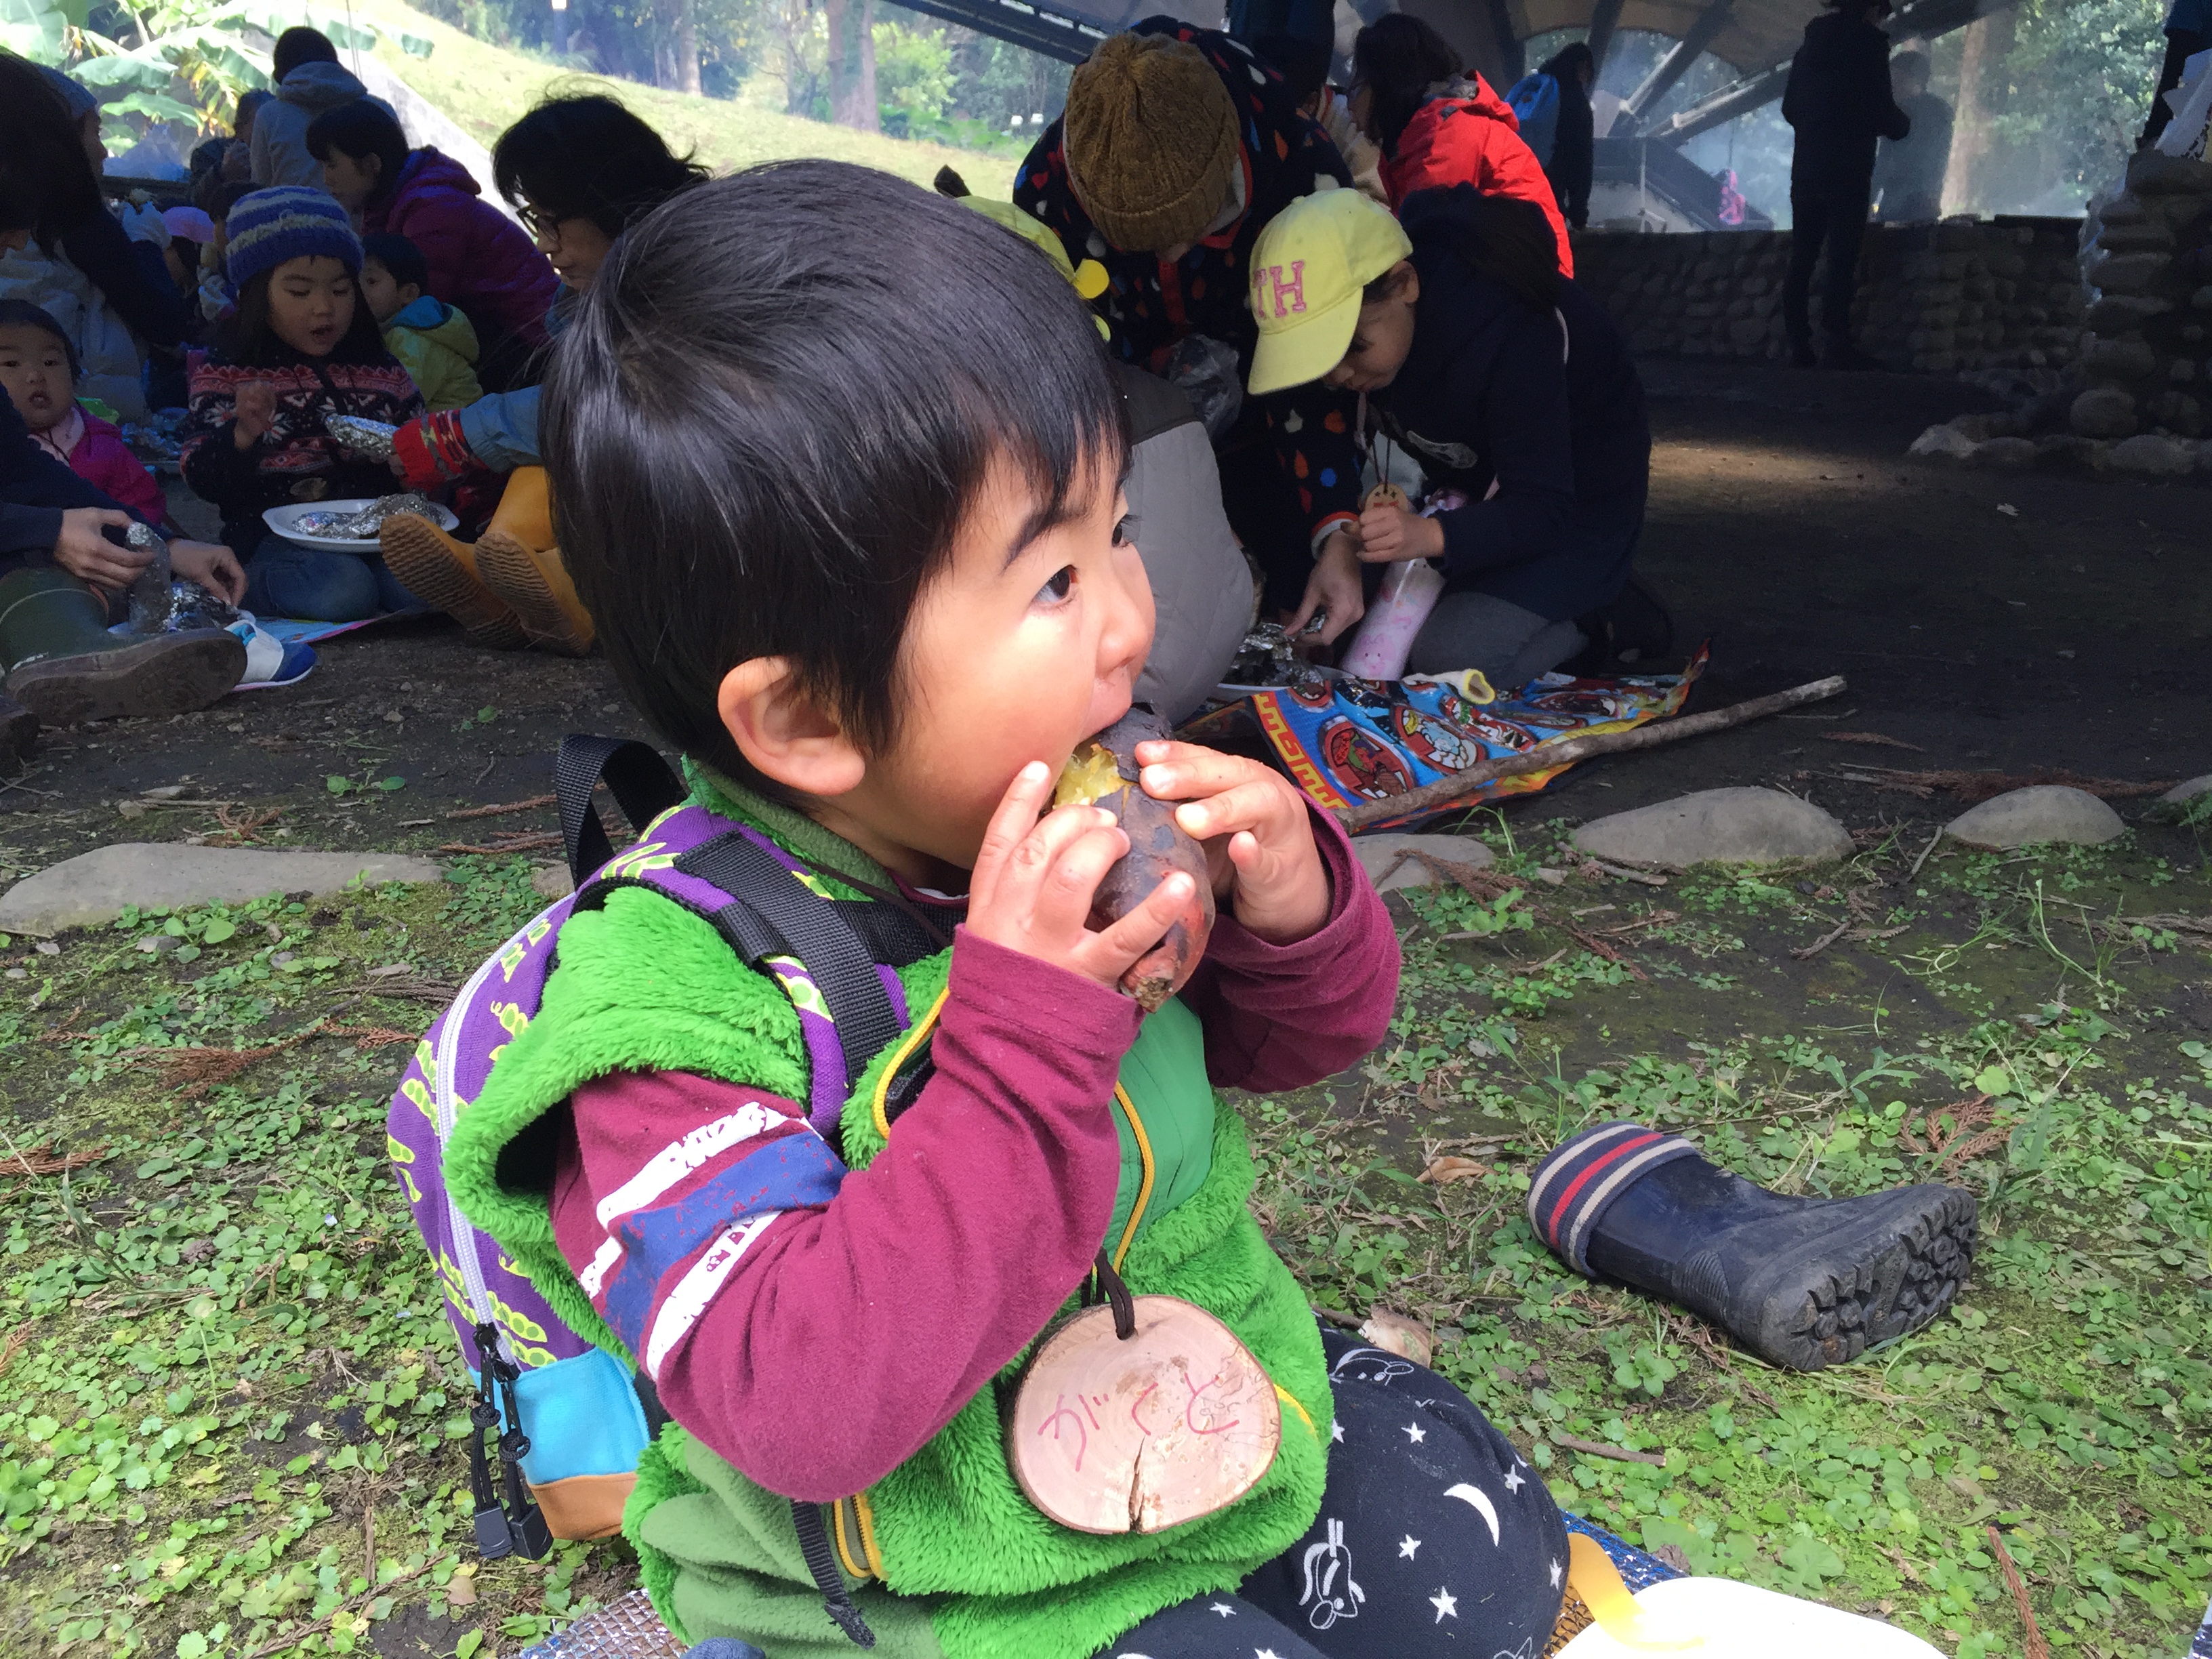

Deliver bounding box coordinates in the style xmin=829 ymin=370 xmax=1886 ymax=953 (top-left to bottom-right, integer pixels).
xmin=3 ymin=357 xmax=2199 ymax=868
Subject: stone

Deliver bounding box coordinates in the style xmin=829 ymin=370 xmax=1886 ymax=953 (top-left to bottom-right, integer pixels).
xmin=1570 ymin=788 xmax=1853 ymax=871
xmin=2106 ymin=433 xmax=2200 ymax=476
xmin=531 ymin=863 xmax=575 ymax=900
xmin=2094 ymin=220 xmax=2175 ymax=252
xmin=2070 ymin=386 xmax=2138 ymax=438
xmin=2034 ymin=433 xmax=2102 ymax=468
xmin=2077 ymin=336 xmax=2159 ymax=381
xmin=1968 ymin=437 xmax=2036 ymax=470
xmin=1909 ymin=422 xmax=1978 ymax=459
xmin=2161 ymin=775 xmax=2212 ymax=804
xmin=2085 ymin=295 xmax=2173 ymax=332
xmin=1353 ymin=833 xmax=1496 ymax=894
xmin=1946 ymin=787 xmax=2125 ymax=850
xmin=0 ymin=845 xmax=445 ymax=936
xmin=2126 ymin=150 xmax=2212 ymax=196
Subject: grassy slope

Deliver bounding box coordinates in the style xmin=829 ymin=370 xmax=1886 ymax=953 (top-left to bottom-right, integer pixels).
xmin=350 ymin=0 xmax=1012 ymax=193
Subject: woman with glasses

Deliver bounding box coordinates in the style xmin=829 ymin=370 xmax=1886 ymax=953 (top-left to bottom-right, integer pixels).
xmin=380 ymin=93 xmax=706 ymax=655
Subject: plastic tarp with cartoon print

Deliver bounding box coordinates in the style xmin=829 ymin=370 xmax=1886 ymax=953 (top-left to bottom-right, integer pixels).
xmin=1183 ymin=646 xmax=1708 ymax=832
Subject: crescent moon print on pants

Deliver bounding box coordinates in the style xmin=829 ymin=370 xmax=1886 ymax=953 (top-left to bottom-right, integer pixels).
xmin=1105 ymin=1325 xmax=1566 ymax=1656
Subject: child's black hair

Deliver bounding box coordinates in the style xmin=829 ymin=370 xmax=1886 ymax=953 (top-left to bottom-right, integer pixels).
xmin=1404 ymin=184 xmax=1561 ymax=313
xmin=1351 ymin=13 xmax=1462 ymax=156
xmin=219 ymin=265 xmax=390 ymax=369
xmin=306 ymin=99 xmax=411 ymax=205
xmin=362 ymin=231 xmax=429 ymax=294
xmin=0 ymin=298 xmax=80 ymax=378
xmin=543 ymin=159 xmax=1127 ymax=797
xmin=491 ymin=93 xmax=708 ymax=241
xmin=272 ymin=26 xmax=337 ymax=83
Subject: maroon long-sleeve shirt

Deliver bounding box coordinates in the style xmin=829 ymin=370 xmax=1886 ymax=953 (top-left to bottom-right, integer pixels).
xmin=550 ymin=809 xmax=1399 ymax=1500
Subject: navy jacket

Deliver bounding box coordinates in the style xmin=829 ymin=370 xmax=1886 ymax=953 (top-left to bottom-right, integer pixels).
xmin=1782 ymin=11 xmax=1911 ymax=182
xmin=1370 ymin=186 xmax=1650 ymax=623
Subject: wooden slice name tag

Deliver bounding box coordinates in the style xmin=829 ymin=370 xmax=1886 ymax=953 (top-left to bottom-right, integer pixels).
xmin=1364 ymin=481 xmax=1410 ymax=512
xmin=1008 ymin=1294 xmax=1281 ymax=1536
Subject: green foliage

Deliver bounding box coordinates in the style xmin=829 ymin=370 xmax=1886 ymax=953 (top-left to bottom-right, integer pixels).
xmin=871 ymin=16 xmax=949 ymax=119
xmin=1990 ymin=0 xmax=2169 ymax=205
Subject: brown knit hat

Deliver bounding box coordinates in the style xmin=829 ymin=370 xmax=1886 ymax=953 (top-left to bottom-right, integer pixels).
xmin=1063 ymin=33 xmax=1241 ymax=254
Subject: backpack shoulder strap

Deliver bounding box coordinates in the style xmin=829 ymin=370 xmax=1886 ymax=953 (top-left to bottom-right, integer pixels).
xmin=557 ymin=734 xmax=689 ymax=885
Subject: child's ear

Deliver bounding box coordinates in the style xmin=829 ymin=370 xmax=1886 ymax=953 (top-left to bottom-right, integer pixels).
xmin=1391 ymin=261 xmax=1420 ymax=305
xmin=717 ymin=657 xmax=866 ymax=798
xmin=398 ymin=283 xmax=422 ymax=308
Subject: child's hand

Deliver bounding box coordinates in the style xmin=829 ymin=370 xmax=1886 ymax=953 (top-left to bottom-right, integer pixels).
xmin=1134 ymin=741 xmax=1330 ymax=944
xmin=232 ymin=381 xmax=276 ymax=449
xmin=1355 ymin=502 xmax=1445 ymax=564
xmin=967 ymin=760 xmax=1195 ymax=992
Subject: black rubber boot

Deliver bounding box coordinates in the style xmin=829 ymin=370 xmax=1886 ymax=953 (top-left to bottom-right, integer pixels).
xmin=0 ymin=568 xmax=244 ymax=726
xmin=1528 ymin=1121 xmax=1976 ymax=1372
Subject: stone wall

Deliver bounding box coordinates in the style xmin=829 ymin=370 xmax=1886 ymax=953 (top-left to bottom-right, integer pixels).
xmin=2068 ymin=150 xmax=2212 ymax=441
xmin=1570 ymin=218 xmax=2085 ymax=374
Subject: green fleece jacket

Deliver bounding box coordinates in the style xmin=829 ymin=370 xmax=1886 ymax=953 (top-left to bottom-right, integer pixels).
xmin=447 ymin=775 xmax=1332 ymax=1659
xmin=382 ymin=295 xmax=483 ymax=413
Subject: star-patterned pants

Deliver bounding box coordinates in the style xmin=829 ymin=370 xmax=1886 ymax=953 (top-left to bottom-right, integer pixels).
xmin=1107 ymin=1327 xmax=1566 ymax=1658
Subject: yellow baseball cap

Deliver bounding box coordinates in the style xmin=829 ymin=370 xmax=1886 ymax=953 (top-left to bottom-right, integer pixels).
xmin=955 ymin=195 xmax=1113 ymax=340
xmin=1246 ymin=184 xmax=1412 ymax=396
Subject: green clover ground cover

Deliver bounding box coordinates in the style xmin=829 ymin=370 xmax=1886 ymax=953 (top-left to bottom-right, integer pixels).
xmin=0 ymin=823 xmax=2207 ymax=1656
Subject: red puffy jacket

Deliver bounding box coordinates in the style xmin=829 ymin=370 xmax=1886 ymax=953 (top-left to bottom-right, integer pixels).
xmin=365 ymin=149 xmax=558 ymax=352
xmin=1378 ymin=77 xmax=1575 ymax=277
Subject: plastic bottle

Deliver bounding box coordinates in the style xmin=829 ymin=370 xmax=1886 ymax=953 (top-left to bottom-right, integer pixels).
xmin=1340 ymin=558 xmax=1445 ymax=680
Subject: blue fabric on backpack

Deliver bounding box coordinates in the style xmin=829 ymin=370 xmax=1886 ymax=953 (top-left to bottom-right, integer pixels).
xmin=1507 ymin=72 xmax=1561 ymax=166
xmin=484 ymin=1347 xmax=653 ymax=1488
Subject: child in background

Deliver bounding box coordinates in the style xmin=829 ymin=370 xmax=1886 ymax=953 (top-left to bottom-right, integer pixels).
xmin=178 ymin=188 xmax=423 ymax=621
xmin=0 ymin=299 xmax=169 ymax=525
xmin=359 ymin=232 xmax=482 ymax=412
xmin=449 ymin=161 xmax=1567 ymax=1659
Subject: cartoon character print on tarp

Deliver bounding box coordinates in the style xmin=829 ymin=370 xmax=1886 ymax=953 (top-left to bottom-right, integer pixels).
xmin=1183 ymin=645 xmax=1708 ymax=833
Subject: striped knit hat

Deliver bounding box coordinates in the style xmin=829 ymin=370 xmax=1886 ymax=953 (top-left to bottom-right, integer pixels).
xmin=224 ymin=186 xmax=362 ymax=288
xmin=1525 ymin=1120 xmax=1699 ymax=1277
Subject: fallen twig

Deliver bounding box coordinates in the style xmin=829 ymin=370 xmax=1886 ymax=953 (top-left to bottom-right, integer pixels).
xmin=1986 ymin=1526 xmax=2051 ymax=1659
xmin=1 ymin=1141 xmax=112 ymax=1176
xmin=1335 ymin=675 xmax=1848 ymax=831
xmin=1581 ymin=858 xmax=1671 ymax=888
xmin=1907 ymin=825 xmax=1945 ymax=879
xmin=1553 ymin=1433 xmax=1666 ymax=1467
xmin=1790 ymin=918 xmax=1854 ymax=960
xmin=1837 ymin=766 xmax=2176 ymax=805
xmin=1822 ymin=731 xmax=1925 ymax=752
xmin=1566 ymin=925 xmax=1649 ymax=980
xmin=436 ymin=831 xmax=562 ymax=855
xmin=207 ymin=804 xmax=283 ymax=846
xmin=444 ymin=793 xmax=556 ymax=821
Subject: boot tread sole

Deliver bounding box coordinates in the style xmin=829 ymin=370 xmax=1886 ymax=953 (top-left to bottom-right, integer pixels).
xmin=380 ymin=518 xmax=529 ymax=651
xmin=472 ymin=533 xmax=592 ymax=657
xmin=5 ymin=631 xmax=247 ymax=726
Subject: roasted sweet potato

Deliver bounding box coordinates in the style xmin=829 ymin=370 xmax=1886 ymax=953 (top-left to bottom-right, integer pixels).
xmin=1054 ymin=707 xmax=1216 ymax=1010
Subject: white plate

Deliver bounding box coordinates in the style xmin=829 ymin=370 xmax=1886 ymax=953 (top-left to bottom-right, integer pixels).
xmin=262 ymin=498 xmax=457 ymax=552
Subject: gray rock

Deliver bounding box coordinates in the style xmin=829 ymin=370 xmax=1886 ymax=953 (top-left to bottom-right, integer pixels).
xmin=1968 ymin=436 xmax=2037 ymax=470
xmin=0 ymin=845 xmax=445 ymax=935
xmin=2084 ymin=250 xmax=2171 ymax=295
xmin=1944 ymin=786 xmax=2124 ymax=850
xmin=2070 ymin=386 xmax=2138 ymax=438
xmin=2160 ymin=775 xmax=2212 ymax=804
xmin=2077 ymin=337 xmax=2159 ymax=382
xmin=2106 ymin=433 xmax=2200 ymax=476
xmin=1908 ymin=422 xmax=1978 ymax=459
xmin=2085 ymin=294 xmax=2173 ymax=332
xmin=1570 ymin=788 xmax=1854 ymax=871
xmin=2126 ymin=150 xmax=2212 ymax=196
xmin=1353 ymin=833 xmax=1496 ymax=893
xmin=531 ymin=863 xmax=575 ymax=900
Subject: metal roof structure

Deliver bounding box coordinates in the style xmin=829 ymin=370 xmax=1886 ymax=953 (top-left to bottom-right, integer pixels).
xmin=885 ymin=0 xmax=2010 ymax=144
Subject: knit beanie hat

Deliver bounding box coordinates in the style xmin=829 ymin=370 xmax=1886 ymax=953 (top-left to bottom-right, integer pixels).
xmin=36 ymin=65 xmax=100 ymax=125
xmin=224 ymin=186 xmax=362 ymax=287
xmin=1063 ymin=33 xmax=1241 ymax=255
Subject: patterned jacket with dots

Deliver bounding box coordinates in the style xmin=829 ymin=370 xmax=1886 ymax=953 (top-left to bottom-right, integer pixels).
xmin=1015 ymin=18 xmax=1364 ymax=554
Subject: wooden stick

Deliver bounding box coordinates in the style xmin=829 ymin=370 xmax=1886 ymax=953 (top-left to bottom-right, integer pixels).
xmin=1986 ymin=1526 xmax=2050 ymax=1659
xmin=1334 ymin=675 xmax=1849 ymax=832
xmin=1554 ymin=1433 xmax=1667 ymax=1467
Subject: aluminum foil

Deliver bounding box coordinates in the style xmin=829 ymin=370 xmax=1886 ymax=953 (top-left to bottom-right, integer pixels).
xmin=291 ymin=493 xmax=440 ymax=539
xmin=325 ymin=413 xmax=398 ymax=458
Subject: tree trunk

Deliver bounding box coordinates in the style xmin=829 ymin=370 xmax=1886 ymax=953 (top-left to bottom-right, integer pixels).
xmin=677 ymin=0 xmax=701 ymax=96
xmin=827 ymin=0 xmax=880 ymax=131
xmin=1945 ymin=5 xmax=2017 ymax=216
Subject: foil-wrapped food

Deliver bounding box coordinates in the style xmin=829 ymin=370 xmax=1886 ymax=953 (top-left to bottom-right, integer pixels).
xmin=325 ymin=414 xmax=398 ymax=459
xmin=289 ymin=493 xmax=439 ymax=540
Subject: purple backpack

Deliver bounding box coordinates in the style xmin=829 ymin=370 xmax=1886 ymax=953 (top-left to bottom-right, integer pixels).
xmin=386 ymin=737 xmax=935 ymax=1639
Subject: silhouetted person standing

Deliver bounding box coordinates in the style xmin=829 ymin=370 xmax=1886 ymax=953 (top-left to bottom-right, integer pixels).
xmin=1782 ymin=0 xmax=1910 ymax=368
xmin=1873 ymin=50 xmax=1952 ymax=221
xmin=1538 ymin=43 xmax=1597 ymax=229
